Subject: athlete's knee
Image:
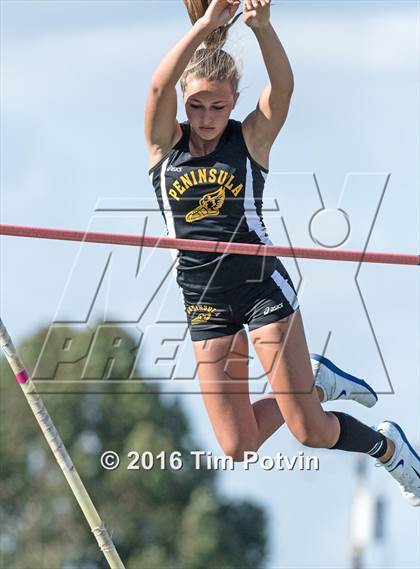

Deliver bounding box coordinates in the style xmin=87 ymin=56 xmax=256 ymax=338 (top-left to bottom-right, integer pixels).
xmin=220 ymin=435 xmax=259 ymax=462
xmin=288 ymin=419 xmax=330 ymax=449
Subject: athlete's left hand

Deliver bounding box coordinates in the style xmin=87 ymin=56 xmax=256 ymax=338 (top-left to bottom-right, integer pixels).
xmin=243 ymin=0 xmax=271 ymax=29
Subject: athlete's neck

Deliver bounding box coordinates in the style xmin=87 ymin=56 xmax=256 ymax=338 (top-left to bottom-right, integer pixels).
xmin=188 ymin=128 xmax=223 ymax=157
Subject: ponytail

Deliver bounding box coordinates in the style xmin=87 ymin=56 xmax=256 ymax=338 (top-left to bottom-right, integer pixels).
xmin=181 ymin=0 xmax=241 ymax=94
xmin=183 ymin=0 xmax=229 ymax=50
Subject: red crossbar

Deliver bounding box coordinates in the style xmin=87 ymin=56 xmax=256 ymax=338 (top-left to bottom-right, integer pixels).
xmin=0 ymin=224 xmax=418 ymax=266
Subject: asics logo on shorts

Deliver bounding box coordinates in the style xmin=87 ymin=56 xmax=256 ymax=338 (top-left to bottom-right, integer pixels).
xmin=263 ymin=302 xmax=284 ymax=316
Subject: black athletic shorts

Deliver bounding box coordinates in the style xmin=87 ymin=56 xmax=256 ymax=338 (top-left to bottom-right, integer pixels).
xmin=181 ymin=259 xmax=299 ymax=342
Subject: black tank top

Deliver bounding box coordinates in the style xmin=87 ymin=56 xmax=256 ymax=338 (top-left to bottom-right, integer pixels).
xmin=149 ymin=119 xmax=276 ymax=292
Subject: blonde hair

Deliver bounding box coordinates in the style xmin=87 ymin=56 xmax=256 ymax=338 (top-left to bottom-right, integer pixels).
xmin=181 ymin=0 xmax=241 ymax=94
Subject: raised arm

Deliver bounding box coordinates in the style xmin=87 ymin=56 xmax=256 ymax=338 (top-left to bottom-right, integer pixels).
xmin=242 ymin=1 xmax=294 ymax=162
xmin=144 ymin=0 xmax=240 ymax=168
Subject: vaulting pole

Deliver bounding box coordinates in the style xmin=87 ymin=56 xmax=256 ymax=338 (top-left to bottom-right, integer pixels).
xmin=0 ymin=224 xmax=419 ymax=266
xmin=0 ymin=318 xmax=126 ymax=569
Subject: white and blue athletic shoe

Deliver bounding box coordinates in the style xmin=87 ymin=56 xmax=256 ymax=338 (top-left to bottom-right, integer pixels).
xmin=311 ymin=353 xmax=378 ymax=408
xmin=375 ymin=421 xmax=420 ymax=507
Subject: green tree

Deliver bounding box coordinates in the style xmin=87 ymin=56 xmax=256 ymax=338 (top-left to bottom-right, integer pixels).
xmin=0 ymin=324 xmax=267 ymax=568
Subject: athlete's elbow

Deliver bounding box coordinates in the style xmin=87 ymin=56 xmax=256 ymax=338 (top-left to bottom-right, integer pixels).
xmin=287 ymin=69 xmax=295 ymax=95
xmin=274 ymin=71 xmax=294 ymax=97
xmin=149 ymin=72 xmax=176 ymax=98
xmin=276 ymin=80 xmax=294 ymax=100
xmin=149 ymin=82 xmax=166 ymax=99
xmin=267 ymin=84 xmax=294 ymax=110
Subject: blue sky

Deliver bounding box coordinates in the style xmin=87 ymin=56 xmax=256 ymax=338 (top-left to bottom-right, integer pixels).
xmin=1 ymin=1 xmax=419 ymax=568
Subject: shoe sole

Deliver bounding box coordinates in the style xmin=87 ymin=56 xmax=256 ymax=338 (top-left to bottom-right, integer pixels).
xmin=310 ymin=353 xmax=378 ymax=405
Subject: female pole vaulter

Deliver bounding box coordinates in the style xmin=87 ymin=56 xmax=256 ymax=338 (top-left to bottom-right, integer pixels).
xmin=144 ymin=0 xmax=419 ymax=506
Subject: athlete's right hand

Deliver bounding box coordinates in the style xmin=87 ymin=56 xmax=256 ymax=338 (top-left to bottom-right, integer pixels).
xmin=200 ymin=0 xmax=241 ymax=31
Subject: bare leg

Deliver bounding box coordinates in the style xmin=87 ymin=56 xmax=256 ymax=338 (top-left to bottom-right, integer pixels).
xmin=193 ymin=329 xmax=282 ymax=458
xmin=250 ymin=309 xmax=397 ymax=458
xmin=250 ymin=309 xmax=341 ymax=448
xmin=252 ymin=396 xmax=284 ymax=446
xmin=193 ymin=327 xmax=325 ymax=458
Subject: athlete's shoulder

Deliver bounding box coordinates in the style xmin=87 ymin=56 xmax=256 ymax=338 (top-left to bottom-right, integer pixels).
xmin=148 ymin=122 xmax=186 ymax=174
xmin=236 ymin=118 xmax=269 ymax=172
xmin=223 ymin=118 xmax=268 ymax=170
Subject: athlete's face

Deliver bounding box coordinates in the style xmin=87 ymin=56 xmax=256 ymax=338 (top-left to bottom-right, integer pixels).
xmin=184 ymin=79 xmax=238 ymax=140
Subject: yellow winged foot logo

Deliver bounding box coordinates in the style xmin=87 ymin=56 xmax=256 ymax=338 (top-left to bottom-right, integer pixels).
xmin=191 ymin=313 xmax=213 ymax=325
xmin=186 ymin=187 xmax=225 ymax=223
